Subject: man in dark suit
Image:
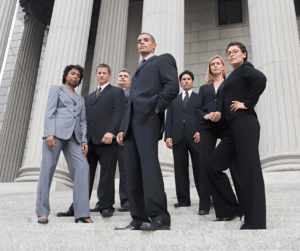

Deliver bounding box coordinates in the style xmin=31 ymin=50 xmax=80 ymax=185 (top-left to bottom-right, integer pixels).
xmin=116 ymin=69 xmax=131 ymax=212
xmin=165 ymin=70 xmax=201 ymax=210
xmin=57 ymin=64 xmax=125 ymax=218
xmin=115 ymin=33 xmax=179 ymax=231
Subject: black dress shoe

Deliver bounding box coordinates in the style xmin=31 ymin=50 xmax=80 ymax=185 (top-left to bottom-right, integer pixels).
xmin=198 ymin=210 xmax=209 ymax=215
xmin=174 ymin=203 xmax=190 ymax=208
xmin=101 ymin=209 xmax=113 ymax=217
xmin=38 ymin=217 xmax=48 ymax=224
xmin=118 ymin=206 xmax=130 ymax=212
xmin=140 ymin=221 xmax=170 ymax=231
xmin=75 ymin=217 xmax=93 ymax=223
xmin=90 ymin=207 xmax=101 ymax=212
xmin=214 ymin=214 xmax=243 ymax=221
xmin=56 ymin=210 xmax=74 ymax=217
xmin=114 ymin=224 xmax=140 ymax=230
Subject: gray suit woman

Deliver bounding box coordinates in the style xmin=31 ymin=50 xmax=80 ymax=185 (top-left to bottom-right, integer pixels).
xmin=36 ymin=65 xmax=92 ymax=224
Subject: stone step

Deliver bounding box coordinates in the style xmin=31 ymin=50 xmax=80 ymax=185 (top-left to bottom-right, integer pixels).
xmin=0 ymin=228 xmax=299 ymax=250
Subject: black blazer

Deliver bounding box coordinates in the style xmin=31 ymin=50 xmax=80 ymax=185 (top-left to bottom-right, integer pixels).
xmin=222 ymin=62 xmax=266 ymax=121
xmin=195 ymin=83 xmax=225 ymax=131
xmin=85 ymin=84 xmax=125 ymax=145
xmin=120 ymin=53 xmax=179 ymax=139
xmin=165 ymin=92 xmax=201 ymax=145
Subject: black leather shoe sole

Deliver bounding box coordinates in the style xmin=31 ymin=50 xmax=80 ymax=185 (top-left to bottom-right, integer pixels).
xmin=38 ymin=218 xmax=48 ymax=224
xmin=174 ymin=203 xmax=190 ymax=208
xmin=101 ymin=210 xmax=113 ymax=217
xmin=140 ymin=222 xmax=170 ymax=231
xmin=198 ymin=210 xmax=209 ymax=215
xmin=114 ymin=224 xmax=140 ymax=230
xmin=56 ymin=211 xmax=74 ymax=217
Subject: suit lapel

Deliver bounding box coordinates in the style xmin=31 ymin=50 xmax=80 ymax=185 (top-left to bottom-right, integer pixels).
xmin=185 ymin=91 xmax=195 ymax=110
xmin=134 ymin=55 xmax=158 ymax=75
xmin=60 ymin=85 xmax=76 ymax=102
xmin=93 ymin=84 xmax=111 ymax=104
xmin=208 ymin=84 xmax=216 ymax=98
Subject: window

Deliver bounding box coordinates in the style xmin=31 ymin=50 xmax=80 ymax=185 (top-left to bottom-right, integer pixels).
xmin=218 ymin=0 xmax=243 ymax=25
xmin=295 ymin=0 xmax=300 ymax=16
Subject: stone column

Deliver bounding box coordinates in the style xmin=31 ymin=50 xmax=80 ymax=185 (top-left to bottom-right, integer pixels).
xmin=16 ymin=0 xmax=94 ymax=186
xmin=0 ymin=11 xmax=46 ymax=182
xmin=89 ymin=0 xmax=129 ymax=92
xmin=0 ymin=0 xmax=17 ymax=70
xmin=141 ymin=0 xmax=184 ymax=172
xmin=248 ymin=0 xmax=300 ymax=171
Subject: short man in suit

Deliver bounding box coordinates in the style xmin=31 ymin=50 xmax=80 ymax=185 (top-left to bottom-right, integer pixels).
xmin=165 ymin=70 xmax=201 ymax=211
xmin=115 ymin=33 xmax=179 ymax=231
xmin=57 ymin=64 xmax=125 ymax=217
xmin=116 ymin=69 xmax=131 ymax=212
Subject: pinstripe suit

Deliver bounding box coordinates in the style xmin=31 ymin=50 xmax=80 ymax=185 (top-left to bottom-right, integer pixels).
xmin=36 ymin=84 xmax=90 ymax=220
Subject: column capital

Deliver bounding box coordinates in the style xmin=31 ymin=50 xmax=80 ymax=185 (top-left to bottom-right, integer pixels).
xmin=20 ymin=0 xmax=53 ymax=26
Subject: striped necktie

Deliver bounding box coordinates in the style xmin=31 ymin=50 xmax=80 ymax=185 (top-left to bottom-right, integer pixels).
xmin=96 ymin=87 xmax=101 ymax=97
xmin=183 ymin=91 xmax=189 ymax=106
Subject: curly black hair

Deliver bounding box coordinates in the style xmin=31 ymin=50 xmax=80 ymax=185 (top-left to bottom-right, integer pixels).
xmin=226 ymin=42 xmax=248 ymax=62
xmin=62 ymin=65 xmax=85 ymax=86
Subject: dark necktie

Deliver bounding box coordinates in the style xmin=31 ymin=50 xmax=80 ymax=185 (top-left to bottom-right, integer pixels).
xmin=183 ymin=91 xmax=189 ymax=106
xmin=96 ymin=87 xmax=101 ymax=97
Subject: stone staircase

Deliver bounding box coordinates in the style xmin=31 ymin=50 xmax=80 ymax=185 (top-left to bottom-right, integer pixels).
xmin=0 ymin=172 xmax=300 ymax=250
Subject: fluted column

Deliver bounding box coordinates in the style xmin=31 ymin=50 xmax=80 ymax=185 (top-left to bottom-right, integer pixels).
xmin=141 ymin=0 xmax=184 ymax=169
xmin=16 ymin=0 xmax=93 ymax=186
xmin=89 ymin=0 xmax=129 ymax=92
xmin=0 ymin=11 xmax=46 ymax=182
xmin=0 ymin=0 xmax=17 ymax=70
xmin=248 ymin=0 xmax=300 ymax=171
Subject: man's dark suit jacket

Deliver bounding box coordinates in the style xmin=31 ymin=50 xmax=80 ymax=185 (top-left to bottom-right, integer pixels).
xmin=120 ymin=54 xmax=179 ymax=139
xmin=195 ymin=83 xmax=225 ymax=131
xmin=85 ymin=84 xmax=125 ymax=144
xmin=165 ymin=92 xmax=201 ymax=145
xmin=222 ymin=61 xmax=266 ymax=121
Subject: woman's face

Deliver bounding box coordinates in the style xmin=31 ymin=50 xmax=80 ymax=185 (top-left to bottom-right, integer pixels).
xmin=226 ymin=45 xmax=246 ymax=69
xmin=66 ymin=68 xmax=80 ymax=87
xmin=210 ymin=58 xmax=224 ymax=76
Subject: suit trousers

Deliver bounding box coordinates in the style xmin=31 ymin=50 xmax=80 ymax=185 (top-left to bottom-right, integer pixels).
xmin=88 ymin=141 xmax=117 ymax=212
xmin=124 ymin=109 xmax=170 ymax=228
xmin=206 ymin=114 xmax=266 ymax=229
xmin=36 ymin=135 xmax=90 ymax=219
xmin=172 ymin=127 xmax=201 ymax=206
xmin=116 ymin=144 xmax=130 ymax=208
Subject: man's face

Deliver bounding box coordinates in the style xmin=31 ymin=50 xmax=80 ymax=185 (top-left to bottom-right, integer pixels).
xmin=117 ymin=71 xmax=131 ymax=88
xmin=137 ymin=34 xmax=157 ymax=57
xmin=180 ymin=74 xmax=194 ymax=91
xmin=96 ymin=67 xmax=111 ymax=86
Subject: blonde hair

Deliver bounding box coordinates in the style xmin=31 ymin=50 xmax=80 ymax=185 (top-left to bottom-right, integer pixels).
xmin=205 ymin=55 xmax=226 ymax=85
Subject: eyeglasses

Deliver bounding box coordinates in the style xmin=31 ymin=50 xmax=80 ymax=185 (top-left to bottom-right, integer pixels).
xmin=225 ymin=49 xmax=241 ymax=57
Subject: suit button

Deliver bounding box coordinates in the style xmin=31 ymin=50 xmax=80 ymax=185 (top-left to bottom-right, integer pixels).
xmin=92 ymin=114 xmax=94 ymax=116
xmin=91 ymin=123 xmax=93 ymax=125
xmin=73 ymin=110 xmax=76 ymax=112
xmin=215 ymin=99 xmax=217 ymax=101
xmin=183 ymin=120 xmax=185 ymax=123
xmin=74 ymin=103 xmax=76 ymax=106
xmin=74 ymin=116 xmax=76 ymax=118
xmin=94 ymin=105 xmax=96 ymax=107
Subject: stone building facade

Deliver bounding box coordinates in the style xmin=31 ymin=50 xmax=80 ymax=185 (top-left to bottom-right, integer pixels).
xmin=0 ymin=0 xmax=300 ymax=187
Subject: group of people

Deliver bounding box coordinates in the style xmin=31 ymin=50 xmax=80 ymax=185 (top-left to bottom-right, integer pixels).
xmin=35 ymin=32 xmax=267 ymax=231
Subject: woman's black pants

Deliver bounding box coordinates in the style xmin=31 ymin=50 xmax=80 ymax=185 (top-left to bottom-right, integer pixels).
xmin=206 ymin=114 xmax=266 ymax=229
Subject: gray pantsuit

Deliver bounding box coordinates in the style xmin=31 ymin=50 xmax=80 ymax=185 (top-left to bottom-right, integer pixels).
xmin=35 ymin=84 xmax=90 ymax=220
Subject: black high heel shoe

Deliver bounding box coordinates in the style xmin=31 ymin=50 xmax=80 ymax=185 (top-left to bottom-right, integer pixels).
xmin=75 ymin=217 xmax=93 ymax=223
xmin=214 ymin=213 xmax=243 ymax=221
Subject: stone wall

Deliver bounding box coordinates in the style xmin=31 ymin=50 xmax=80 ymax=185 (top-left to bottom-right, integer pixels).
xmin=184 ymin=0 xmax=252 ymax=92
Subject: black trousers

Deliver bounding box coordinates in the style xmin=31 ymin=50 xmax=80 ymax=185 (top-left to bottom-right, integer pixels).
xmin=68 ymin=140 xmax=117 ymax=213
xmin=116 ymin=144 xmax=130 ymax=208
xmin=206 ymin=114 xmax=266 ymax=229
xmin=199 ymin=125 xmax=243 ymax=212
xmin=124 ymin=109 xmax=170 ymax=228
xmin=172 ymin=128 xmax=201 ymax=206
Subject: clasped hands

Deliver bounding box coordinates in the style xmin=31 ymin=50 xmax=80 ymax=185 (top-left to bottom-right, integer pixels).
xmin=204 ymin=111 xmax=221 ymax=122
xmin=230 ymin=101 xmax=248 ymax=112
xmin=46 ymin=135 xmax=88 ymax=156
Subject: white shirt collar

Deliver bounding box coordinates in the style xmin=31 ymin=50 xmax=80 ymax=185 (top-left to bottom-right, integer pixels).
xmin=98 ymin=82 xmax=109 ymax=90
xmin=182 ymin=89 xmax=193 ymax=100
xmin=142 ymin=54 xmax=155 ymax=61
